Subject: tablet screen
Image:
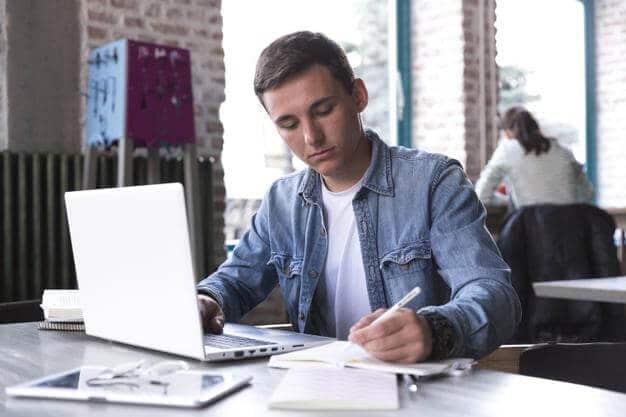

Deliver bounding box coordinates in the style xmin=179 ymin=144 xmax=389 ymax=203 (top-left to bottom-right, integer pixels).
xmin=9 ymin=366 xmax=251 ymax=408
xmin=35 ymin=368 xmax=226 ymax=393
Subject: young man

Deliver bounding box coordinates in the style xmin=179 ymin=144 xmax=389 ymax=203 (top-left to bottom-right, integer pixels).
xmin=197 ymin=31 xmax=521 ymax=363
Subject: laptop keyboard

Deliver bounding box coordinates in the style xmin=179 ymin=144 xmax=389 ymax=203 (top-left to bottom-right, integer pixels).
xmin=203 ymin=333 xmax=277 ymax=349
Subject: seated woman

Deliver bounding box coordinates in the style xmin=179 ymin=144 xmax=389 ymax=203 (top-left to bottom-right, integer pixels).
xmin=475 ymin=106 xmax=593 ymax=208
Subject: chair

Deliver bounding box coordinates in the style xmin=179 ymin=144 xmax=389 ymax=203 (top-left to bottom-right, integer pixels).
xmin=0 ymin=299 xmax=44 ymax=324
xmin=519 ymin=343 xmax=626 ymax=393
xmin=497 ymin=204 xmax=626 ymax=343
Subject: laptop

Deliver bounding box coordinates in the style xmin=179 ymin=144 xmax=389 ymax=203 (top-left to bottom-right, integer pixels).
xmin=64 ymin=183 xmax=332 ymax=361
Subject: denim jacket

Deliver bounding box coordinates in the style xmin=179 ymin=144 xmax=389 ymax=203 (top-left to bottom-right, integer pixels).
xmin=198 ymin=130 xmax=521 ymax=358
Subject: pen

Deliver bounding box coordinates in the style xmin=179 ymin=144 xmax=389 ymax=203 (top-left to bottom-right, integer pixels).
xmin=371 ymin=286 xmax=422 ymax=325
xmin=402 ymin=373 xmax=419 ymax=393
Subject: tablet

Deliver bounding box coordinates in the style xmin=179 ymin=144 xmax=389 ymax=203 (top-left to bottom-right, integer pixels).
xmin=6 ymin=366 xmax=252 ymax=408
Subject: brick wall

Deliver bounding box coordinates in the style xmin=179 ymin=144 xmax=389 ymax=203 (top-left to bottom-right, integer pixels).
xmin=462 ymin=0 xmax=497 ymax=181
xmin=0 ymin=3 xmax=6 ymax=150
xmin=411 ymin=0 xmax=467 ymax=166
xmin=595 ymin=0 xmax=626 ymax=208
xmin=411 ymin=0 xmax=497 ymax=180
xmin=81 ymin=0 xmax=227 ymax=264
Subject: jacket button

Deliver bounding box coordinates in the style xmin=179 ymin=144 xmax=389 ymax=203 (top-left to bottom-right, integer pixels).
xmin=299 ymin=312 xmax=305 ymax=320
xmin=320 ymin=228 xmax=326 ymax=236
xmin=308 ymin=270 xmax=318 ymax=278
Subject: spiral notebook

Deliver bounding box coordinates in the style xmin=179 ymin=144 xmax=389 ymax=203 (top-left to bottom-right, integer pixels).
xmin=38 ymin=321 xmax=85 ymax=332
xmin=269 ymin=367 xmax=398 ymax=410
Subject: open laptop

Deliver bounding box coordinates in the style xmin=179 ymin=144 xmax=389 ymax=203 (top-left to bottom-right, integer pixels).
xmin=64 ymin=183 xmax=332 ymax=361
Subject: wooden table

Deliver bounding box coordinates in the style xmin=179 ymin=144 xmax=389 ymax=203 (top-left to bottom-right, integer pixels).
xmin=2 ymin=322 xmax=626 ymax=416
xmin=533 ymin=276 xmax=626 ymax=304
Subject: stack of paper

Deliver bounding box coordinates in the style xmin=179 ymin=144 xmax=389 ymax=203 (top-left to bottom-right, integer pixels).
xmin=269 ymin=367 xmax=398 ymax=410
xmin=40 ymin=290 xmax=83 ymax=323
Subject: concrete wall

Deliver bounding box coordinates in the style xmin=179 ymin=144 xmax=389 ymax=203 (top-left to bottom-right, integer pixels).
xmin=82 ymin=0 xmax=227 ymax=262
xmin=3 ymin=0 xmax=81 ymax=153
xmin=595 ymin=0 xmax=626 ymax=208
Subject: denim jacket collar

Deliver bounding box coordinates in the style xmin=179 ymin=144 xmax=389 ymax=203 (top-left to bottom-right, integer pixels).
xmin=298 ymin=129 xmax=394 ymax=205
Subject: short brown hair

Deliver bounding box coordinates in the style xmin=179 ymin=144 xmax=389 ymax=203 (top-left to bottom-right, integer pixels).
xmin=253 ymin=31 xmax=355 ymax=102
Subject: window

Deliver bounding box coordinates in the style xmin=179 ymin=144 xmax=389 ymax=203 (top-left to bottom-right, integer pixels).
xmin=221 ymin=0 xmax=393 ymax=239
xmin=496 ymin=0 xmax=586 ymax=163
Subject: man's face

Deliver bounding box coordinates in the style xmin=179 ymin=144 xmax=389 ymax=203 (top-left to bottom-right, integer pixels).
xmin=262 ymin=64 xmax=369 ymax=183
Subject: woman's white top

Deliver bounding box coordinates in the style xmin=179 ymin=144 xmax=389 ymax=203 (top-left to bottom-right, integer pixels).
xmin=475 ymin=138 xmax=594 ymax=208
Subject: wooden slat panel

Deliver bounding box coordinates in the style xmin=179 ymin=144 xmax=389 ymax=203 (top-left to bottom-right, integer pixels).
xmin=200 ymin=157 xmax=215 ymax=274
xmin=184 ymin=144 xmax=204 ymax=279
xmin=17 ymin=153 xmax=28 ymax=299
xmin=164 ymin=158 xmax=175 ymax=183
xmin=174 ymin=157 xmax=184 ymax=183
xmin=1 ymin=152 xmax=13 ymax=301
xmin=70 ymin=155 xmax=82 ymax=289
xmin=0 ymin=153 xmax=3 ymax=300
xmin=59 ymin=154 xmax=70 ymax=289
xmin=110 ymin=153 xmax=117 ymax=188
xmin=1 ymin=151 xmax=215 ymax=302
xmin=82 ymin=147 xmax=97 ymax=189
xmin=31 ymin=153 xmax=43 ymax=299
xmin=134 ymin=155 xmax=147 ymax=185
xmin=117 ymin=138 xmax=132 ymax=187
xmin=97 ymin=154 xmax=108 ymax=188
xmin=147 ymin=148 xmax=160 ymax=185
xmin=45 ymin=153 xmax=57 ymax=289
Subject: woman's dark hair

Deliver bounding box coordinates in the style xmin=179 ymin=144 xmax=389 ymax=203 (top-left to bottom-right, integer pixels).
xmin=253 ymin=31 xmax=355 ymax=104
xmin=501 ymin=106 xmax=552 ymax=155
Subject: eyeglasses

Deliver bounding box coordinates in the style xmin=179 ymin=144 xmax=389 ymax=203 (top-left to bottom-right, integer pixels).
xmin=85 ymin=360 xmax=190 ymax=393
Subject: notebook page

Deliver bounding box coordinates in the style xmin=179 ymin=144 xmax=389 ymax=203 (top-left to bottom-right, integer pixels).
xmin=269 ymin=341 xmax=475 ymax=377
xmin=347 ymin=356 xmax=474 ymax=377
xmin=268 ymin=367 xmax=399 ymax=410
xmin=268 ymin=341 xmax=368 ymax=368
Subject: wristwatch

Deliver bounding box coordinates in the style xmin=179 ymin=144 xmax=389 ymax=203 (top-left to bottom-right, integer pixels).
xmin=422 ymin=312 xmax=457 ymax=360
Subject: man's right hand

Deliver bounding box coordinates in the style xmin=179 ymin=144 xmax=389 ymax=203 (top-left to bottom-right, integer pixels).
xmin=197 ymin=294 xmax=225 ymax=334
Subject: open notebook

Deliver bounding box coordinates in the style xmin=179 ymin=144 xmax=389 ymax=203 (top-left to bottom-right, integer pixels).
xmin=269 ymin=367 xmax=398 ymax=410
xmin=269 ymin=340 xmax=475 ymax=377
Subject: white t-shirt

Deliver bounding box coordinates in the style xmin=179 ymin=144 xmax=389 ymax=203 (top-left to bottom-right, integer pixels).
xmin=320 ymin=177 xmax=371 ymax=340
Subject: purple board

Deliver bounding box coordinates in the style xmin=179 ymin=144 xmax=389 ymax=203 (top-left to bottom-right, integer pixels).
xmin=86 ymin=39 xmax=196 ymax=147
xmin=126 ymin=40 xmax=195 ymax=147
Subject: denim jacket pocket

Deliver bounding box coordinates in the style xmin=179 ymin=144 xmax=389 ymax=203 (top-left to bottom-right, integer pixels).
xmin=379 ymin=240 xmax=431 ymax=278
xmin=268 ymin=253 xmax=303 ymax=279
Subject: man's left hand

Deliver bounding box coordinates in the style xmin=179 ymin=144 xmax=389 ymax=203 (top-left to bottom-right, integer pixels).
xmin=348 ymin=308 xmax=433 ymax=364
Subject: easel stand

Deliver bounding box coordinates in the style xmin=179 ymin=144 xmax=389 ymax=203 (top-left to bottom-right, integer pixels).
xmin=82 ymin=137 xmax=206 ymax=279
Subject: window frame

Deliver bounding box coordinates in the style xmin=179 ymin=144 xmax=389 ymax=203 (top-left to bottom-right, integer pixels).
xmin=395 ymin=0 xmax=413 ymax=148
xmin=579 ymin=0 xmax=597 ymax=190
